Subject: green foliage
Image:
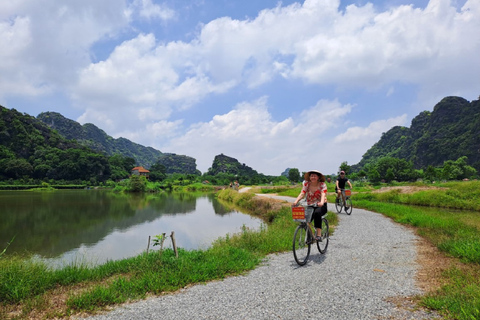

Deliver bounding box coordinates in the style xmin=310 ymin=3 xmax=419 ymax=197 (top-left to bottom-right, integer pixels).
xmin=353 ymin=96 xmax=480 ymax=176
xmin=0 ymin=106 xmax=113 ymax=183
xmin=0 ymin=193 xmax=326 ymax=316
xmin=148 ymin=162 xmax=167 ymax=181
xmin=207 ymin=154 xmax=258 ymax=176
xmin=0 ymin=236 xmax=15 ymax=258
xmin=339 ymin=161 xmax=351 ymax=175
xmin=359 ymin=155 xmax=476 ymax=183
xmin=151 ymin=234 xmax=166 ymax=247
xmin=155 ymin=153 xmax=199 ymax=175
xmin=287 ymin=168 xmax=300 ymax=182
xmin=367 ymin=166 xmax=381 ymax=183
xmin=108 ymin=154 xmax=135 ymax=181
xmin=353 ymin=181 xmax=480 ymax=211
xmin=352 ymin=184 xmax=480 ymax=319
xmin=125 ymin=176 xmax=147 ymax=192
xmin=37 ymin=112 xmax=163 ymax=168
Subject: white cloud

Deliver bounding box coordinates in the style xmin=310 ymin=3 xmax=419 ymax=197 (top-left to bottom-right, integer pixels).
xmin=133 ymin=0 xmax=175 ymax=21
xmin=334 ymin=114 xmax=408 ymax=143
xmin=162 ymin=97 xmax=356 ymax=175
xmin=0 ymin=0 xmax=129 ymax=100
xmin=326 ymin=114 xmax=409 ymax=170
xmin=72 ymin=0 xmax=478 ymax=135
xmin=1 ymin=0 xmax=478 ymax=176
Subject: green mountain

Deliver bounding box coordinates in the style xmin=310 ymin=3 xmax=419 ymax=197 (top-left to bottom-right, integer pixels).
xmin=155 ymin=153 xmax=200 ymax=175
xmin=354 ymin=96 xmax=480 ymax=172
xmin=206 ymin=154 xmax=258 ymax=176
xmin=37 ymin=112 xmax=163 ymax=168
xmin=0 ymin=106 xmax=111 ymax=181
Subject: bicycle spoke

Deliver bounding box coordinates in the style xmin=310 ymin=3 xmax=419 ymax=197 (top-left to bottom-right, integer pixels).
xmin=293 ymin=224 xmax=311 ymax=265
xmin=317 ymin=218 xmax=329 ymax=254
xmin=345 ymin=198 xmax=353 ymax=215
xmin=335 ymin=198 xmax=342 ymax=213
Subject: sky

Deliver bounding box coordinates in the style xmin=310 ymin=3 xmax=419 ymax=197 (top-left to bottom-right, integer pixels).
xmin=1 ymin=0 xmax=479 ymax=176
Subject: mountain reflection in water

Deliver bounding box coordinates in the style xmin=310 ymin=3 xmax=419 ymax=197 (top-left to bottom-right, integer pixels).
xmin=0 ymin=190 xmax=263 ymax=267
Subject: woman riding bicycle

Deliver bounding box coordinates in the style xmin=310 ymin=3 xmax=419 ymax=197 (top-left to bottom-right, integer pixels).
xmin=293 ymin=170 xmax=328 ymax=241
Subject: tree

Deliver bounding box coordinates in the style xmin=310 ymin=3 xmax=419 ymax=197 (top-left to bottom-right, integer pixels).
xmin=339 ymin=161 xmax=351 ymax=175
xmin=126 ymin=175 xmax=146 ymax=192
xmin=367 ymin=167 xmax=381 ymax=183
xmin=288 ymin=168 xmax=301 ymax=183
xmin=385 ymin=168 xmax=395 ymax=182
xmin=148 ymin=162 xmax=167 ymax=182
xmin=441 ymin=156 xmax=477 ymax=180
xmin=3 ymin=159 xmax=33 ymax=179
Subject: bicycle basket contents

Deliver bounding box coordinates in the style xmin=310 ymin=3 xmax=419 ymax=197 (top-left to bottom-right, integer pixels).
xmin=292 ymin=206 xmax=314 ymax=222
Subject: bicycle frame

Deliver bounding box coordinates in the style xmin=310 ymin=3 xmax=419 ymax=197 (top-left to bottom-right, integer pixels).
xmin=292 ymin=204 xmax=329 ymax=265
xmin=335 ymin=189 xmax=352 ymax=215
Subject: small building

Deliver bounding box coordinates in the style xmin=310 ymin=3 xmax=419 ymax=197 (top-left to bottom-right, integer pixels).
xmin=131 ymin=166 xmax=150 ymax=178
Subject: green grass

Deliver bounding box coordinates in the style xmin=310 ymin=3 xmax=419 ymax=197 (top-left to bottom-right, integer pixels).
xmin=344 ymin=180 xmax=480 ymax=210
xmin=3 ymin=181 xmax=480 ymax=319
xmin=0 ymin=189 xmax=335 ymax=319
xmin=349 ymin=180 xmax=480 ymax=320
xmin=260 ymin=180 xmax=480 ymax=319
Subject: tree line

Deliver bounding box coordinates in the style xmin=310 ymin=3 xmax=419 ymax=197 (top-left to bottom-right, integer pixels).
xmin=338 ymin=155 xmax=477 ymax=183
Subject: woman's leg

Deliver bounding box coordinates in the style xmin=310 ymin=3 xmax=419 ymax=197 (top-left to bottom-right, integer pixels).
xmin=313 ymin=205 xmax=326 ymax=237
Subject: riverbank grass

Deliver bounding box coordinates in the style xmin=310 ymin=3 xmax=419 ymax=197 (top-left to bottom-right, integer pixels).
xmin=264 ymin=181 xmax=480 ymax=320
xmin=349 ymin=180 xmax=480 ymax=320
xmin=0 ymin=191 xmax=303 ymax=319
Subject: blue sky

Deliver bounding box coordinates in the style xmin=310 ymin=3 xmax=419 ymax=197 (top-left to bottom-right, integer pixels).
xmin=0 ymin=0 xmax=478 ymax=176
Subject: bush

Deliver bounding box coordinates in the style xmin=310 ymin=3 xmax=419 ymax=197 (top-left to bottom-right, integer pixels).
xmin=126 ymin=176 xmax=146 ymax=192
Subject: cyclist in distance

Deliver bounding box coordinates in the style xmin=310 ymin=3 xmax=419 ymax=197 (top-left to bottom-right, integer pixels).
xmin=293 ymin=170 xmax=328 ymax=241
xmin=335 ymin=170 xmax=353 ymax=207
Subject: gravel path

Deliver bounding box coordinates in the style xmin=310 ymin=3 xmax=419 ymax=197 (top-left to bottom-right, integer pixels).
xmin=75 ymin=196 xmax=440 ymax=320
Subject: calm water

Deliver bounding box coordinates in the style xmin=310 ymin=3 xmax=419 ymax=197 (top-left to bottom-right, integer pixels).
xmin=0 ymin=190 xmax=263 ymax=267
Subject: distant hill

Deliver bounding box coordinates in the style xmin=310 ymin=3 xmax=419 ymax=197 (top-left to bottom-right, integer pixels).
xmin=37 ymin=112 xmax=164 ymax=169
xmin=156 ymin=153 xmax=200 ymax=175
xmin=354 ymin=96 xmax=480 ymax=172
xmin=206 ymin=154 xmax=258 ymax=176
xmin=0 ymin=106 xmax=111 ymax=181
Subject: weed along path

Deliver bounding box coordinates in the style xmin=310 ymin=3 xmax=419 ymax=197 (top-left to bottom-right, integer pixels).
xmin=75 ymin=195 xmax=440 ymax=320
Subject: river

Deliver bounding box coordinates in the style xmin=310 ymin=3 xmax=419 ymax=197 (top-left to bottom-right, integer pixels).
xmin=0 ymin=189 xmax=263 ymax=268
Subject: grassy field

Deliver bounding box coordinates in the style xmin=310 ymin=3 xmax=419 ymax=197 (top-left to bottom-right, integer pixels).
xmin=0 ymin=189 xmax=330 ymax=319
xmin=273 ymin=180 xmax=480 ymax=320
xmin=1 ymin=181 xmax=479 ymax=319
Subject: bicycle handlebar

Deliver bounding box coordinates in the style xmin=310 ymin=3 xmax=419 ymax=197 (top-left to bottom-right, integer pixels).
xmin=292 ymin=202 xmax=318 ymax=207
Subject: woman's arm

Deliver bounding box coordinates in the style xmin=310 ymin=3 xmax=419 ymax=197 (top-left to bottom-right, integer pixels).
xmin=317 ymin=191 xmax=326 ymax=206
xmin=293 ymin=192 xmax=305 ymax=206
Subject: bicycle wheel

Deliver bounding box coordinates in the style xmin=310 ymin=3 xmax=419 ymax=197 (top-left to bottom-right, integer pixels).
xmin=335 ymin=198 xmax=343 ymax=213
xmin=345 ymin=198 xmax=353 ymax=215
xmin=316 ymin=218 xmax=329 ymax=254
xmin=293 ymin=224 xmax=311 ymax=266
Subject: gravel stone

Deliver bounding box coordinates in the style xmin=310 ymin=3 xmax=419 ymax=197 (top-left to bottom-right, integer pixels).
xmin=74 ymin=201 xmax=441 ymax=320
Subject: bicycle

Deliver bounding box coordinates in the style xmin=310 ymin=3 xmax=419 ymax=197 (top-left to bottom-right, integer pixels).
xmin=335 ymin=188 xmax=353 ymax=215
xmin=291 ymin=204 xmax=329 ymax=266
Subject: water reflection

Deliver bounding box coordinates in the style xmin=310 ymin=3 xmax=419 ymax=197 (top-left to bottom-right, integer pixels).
xmin=0 ymin=190 xmax=263 ymax=267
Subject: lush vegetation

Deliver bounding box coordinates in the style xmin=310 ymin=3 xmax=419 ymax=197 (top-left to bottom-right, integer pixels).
xmin=1 ymin=179 xmax=480 ymax=319
xmin=270 ymin=180 xmax=480 ymax=319
xmin=2 ymin=96 xmax=480 ymax=319
xmin=353 ymin=96 xmax=480 ymax=174
xmin=0 ymin=189 xmax=322 ymax=319
xmin=354 ymin=184 xmax=480 ymax=320
xmin=37 ymin=112 xmax=164 ymax=169
xmin=331 ymin=155 xmax=477 ymax=184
